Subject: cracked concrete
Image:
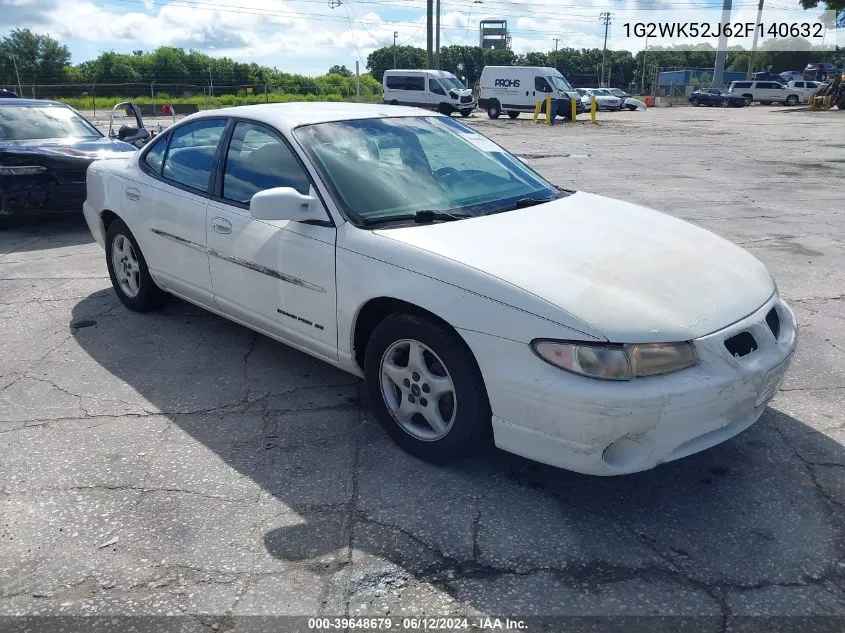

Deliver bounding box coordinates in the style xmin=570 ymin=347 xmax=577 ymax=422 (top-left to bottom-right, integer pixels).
xmin=1 ymin=107 xmax=844 ymax=630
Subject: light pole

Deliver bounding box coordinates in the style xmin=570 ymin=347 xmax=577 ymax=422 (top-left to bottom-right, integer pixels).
xmin=553 ymin=38 xmax=560 ymax=69
xmin=393 ymin=31 xmax=398 ymax=69
xmin=435 ymin=0 xmax=441 ymax=69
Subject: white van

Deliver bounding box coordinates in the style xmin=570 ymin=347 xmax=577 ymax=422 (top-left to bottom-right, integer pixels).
xmin=478 ymin=66 xmax=584 ymax=119
xmin=382 ymin=69 xmax=476 ymax=117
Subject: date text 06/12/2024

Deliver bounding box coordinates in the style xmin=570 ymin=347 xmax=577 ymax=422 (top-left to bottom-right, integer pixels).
xmin=307 ymin=617 xmax=528 ymax=630
xmin=623 ymin=21 xmax=825 ymax=39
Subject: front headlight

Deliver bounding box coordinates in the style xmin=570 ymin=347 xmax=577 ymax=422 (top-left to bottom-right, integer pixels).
xmin=531 ymin=340 xmax=698 ymax=381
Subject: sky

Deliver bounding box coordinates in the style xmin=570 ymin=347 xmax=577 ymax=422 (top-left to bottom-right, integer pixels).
xmin=0 ymin=0 xmax=831 ymax=76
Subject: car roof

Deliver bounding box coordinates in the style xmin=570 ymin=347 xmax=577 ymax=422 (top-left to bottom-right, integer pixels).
xmin=0 ymin=98 xmax=68 ymax=107
xmin=176 ymin=102 xmax=441 ymax=132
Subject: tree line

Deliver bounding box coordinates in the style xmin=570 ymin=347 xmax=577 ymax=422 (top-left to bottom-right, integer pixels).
xmin=1 ymin=27 xmax=842 ymax=96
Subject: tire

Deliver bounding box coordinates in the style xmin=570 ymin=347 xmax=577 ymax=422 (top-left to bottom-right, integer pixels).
xmin=105 ymin=218 xmax=168 ymax=312
xmin=390 ymin=100 xmax=398 ymax=106
xmin=743 ymin=94 xmax=753 ymax=106
xmin=720 ymin=99 xmax=730 ymax=108
xmin=507 ymin=111 xmax=519 ymax=119
xmin=364 ymin=312 xmax=491 ymax=463
xmin=785 ymin=95 xmax=799 ymax=106
xmin=437 ymin=102 xmax=452 ymax=116
xmin=486 ymin=100 xmax=501 ymax=119
xmin=692 ymin=98 xmax=700 ymax=107
xmin=459 ymin=109 xmax=472 ymax=118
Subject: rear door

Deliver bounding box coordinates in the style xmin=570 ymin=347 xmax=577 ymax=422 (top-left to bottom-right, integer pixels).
xmin=130 ymin=117 xmax=228 ymax=305
xmin=206 ymin=119 xmax=338 ymax=360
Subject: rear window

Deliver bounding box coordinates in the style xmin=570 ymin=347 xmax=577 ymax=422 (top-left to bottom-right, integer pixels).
xmin=385 ymin=75 xmax=425 ymax=91
xmin=732 ymin=82 xmax=751 ymax=89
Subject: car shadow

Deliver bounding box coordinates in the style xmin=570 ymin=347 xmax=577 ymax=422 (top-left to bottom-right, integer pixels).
xmin=0 ymin=215 xmax=94 ymax=255
xmin=68 ymin=289 xmax=845 ymax=621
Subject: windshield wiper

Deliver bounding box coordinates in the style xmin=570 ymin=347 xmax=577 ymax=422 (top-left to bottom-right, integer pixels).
xmin=362 ymin=209 xmax=471 ymax=228
xmin=482 ymin=194 xmax=563 ymax=216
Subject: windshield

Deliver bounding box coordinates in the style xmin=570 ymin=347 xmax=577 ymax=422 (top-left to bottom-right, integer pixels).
xmin=716 ymin=89 xmax=733 ymax=96
xmin=294 ymin=116 xmax=559 ymax=226
xmin=549 ymin=75 xmax=573 ymax=91
xmin=440 ymin=75 xmax=466 ymax=90
xmin=0 ymin=105 xmax=101 ymax=141
xmin=593 ymin=89 xmax=611 ymax=96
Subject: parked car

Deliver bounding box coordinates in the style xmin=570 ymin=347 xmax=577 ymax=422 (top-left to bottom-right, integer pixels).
xmin=82 ymin=103 xmax=796 ymax=476
xmin=752 ymin=71 xmax=784 ymax=83
xmin=0 ymin=88 xmax=20 ymax=98
xmin=728 ymin=81 xmax=802 ymax=106
xmin=0 ymin=98 xmax=138 ymax=229
xmin=688 ymin=88 xmax=747 ymax=108
xmin=606 ymin=88 xmax=638 ymax=110
xmin=383 ymin=69 xmax=475 ymax=118
xmin=578 ymin=88 xmax=622 ymax=110
xmin=786 ymin=80 xmax=823 ymax=103
xmin=478 ymin=66 xmax=583 ymax=119
xmin=779 ymin=71 xmax=803 ymax=83
xmin=803 ymin=63 xmax=842 ymax=82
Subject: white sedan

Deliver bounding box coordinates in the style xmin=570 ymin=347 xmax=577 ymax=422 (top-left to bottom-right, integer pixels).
xmin=83 ymin=103 xmax=796 ymax=475
xmin=578 ymin=88 xmax=622 ymax=111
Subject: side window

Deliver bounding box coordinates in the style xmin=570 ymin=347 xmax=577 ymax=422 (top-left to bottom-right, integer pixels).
xmin=429 ymin=79 xmax=446 ymax=96
xmin=534 ymin=77 xmax=552 ymax=93
xmin=162 ymin=119 xmax=227 ymax=192
xmin=222 ymin=121 xmax=311 ymax=205
xmin=386 ymin=75 xmax=424 ymax=91
xmin=143 ymin=133 xmax=168 ymax=175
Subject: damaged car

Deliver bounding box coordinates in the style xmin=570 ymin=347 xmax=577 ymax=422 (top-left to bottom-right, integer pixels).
xmin=0 ymin=98 xmax=139 ymax=228
xmin=82 ymin=103 xmax=797 ymax=475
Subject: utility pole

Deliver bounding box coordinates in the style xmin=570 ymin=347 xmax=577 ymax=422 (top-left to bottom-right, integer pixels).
xmin=435 ymin=0 xmax=441 ymax=69
xmin=393 ymin=31 xmax=398 ymax=69
xmin=426 ymin=0 xmax=434 ymax=67
xmin=600 ymin=12 xmax=612 ymax=87
xmin=641 ymin=35 xmax=649 ymax=93
xmin=11 ymin=55 xmax=23 ymax=95
xmin=712 ymin=0 xmax=732 ymax=85
xmin=746 ymin=0 xmax=764 ymax=80
xmin=208 ymin=68 xmax=214 ymax=97
xmin=553 ymin=38 xmax=560 ymax=69
xmin=355 ymin=61 xmax=360 ymax=101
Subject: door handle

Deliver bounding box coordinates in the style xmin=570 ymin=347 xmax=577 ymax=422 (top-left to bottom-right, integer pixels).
xmin=125 ymin=187 xmax=140 ymax=201
xmin=211 ymin=217 xmax=232 ymax=235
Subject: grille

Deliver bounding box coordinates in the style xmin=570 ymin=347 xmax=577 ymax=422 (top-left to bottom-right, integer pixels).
xmin=460 ymin=96 xmax=472 ymax=104
xmin=724 ymin=331 xmax=758 ymax=358
xmin=766 ymin=308 xmax=781 ymax=340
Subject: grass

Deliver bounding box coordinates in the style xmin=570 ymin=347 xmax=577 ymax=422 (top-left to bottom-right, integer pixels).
xmin=59 ymin=91 xmax=382 ymax=111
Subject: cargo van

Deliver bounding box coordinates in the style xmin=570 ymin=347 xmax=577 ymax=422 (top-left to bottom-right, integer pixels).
xmin=478 ymin=66 xmax=584 ymax=119
xmin=382 ymin=69 xmax=476 ymax=117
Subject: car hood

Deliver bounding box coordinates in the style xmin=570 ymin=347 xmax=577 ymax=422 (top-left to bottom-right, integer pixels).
xmin=0 ymin=137 xmax=137 ymax=159
xmin=375 ymin=191 xmax=775 ymax=343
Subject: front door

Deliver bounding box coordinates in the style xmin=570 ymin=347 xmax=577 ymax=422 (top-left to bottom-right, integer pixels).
xmin=206 ymin=120 xmax=338 ymax=361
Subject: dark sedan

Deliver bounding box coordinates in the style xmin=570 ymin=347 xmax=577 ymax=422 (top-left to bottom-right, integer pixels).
xmin=0 ymin=99 xmax=137 ymax=228
xmin=688 ymin=88 xmax=746 ymax=108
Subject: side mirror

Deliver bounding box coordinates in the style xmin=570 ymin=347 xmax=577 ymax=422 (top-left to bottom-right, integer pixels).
xmin=249 ymin=187 xmax=318 ymax=222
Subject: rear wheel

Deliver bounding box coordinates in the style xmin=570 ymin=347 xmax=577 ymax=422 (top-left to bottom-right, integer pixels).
xmin=364 ymin=313 xmax=491 ymax=463
xmin=459 ymin=109 xmax=472 ymax=118
xmin=720 ymin=99 xmax=730 ymax=107
xmin=785 ymin=95 xmax=799 ymax=106
xmin=486 ymin=100 xmax=501 ymax=119
xmin=692 ymin=97 xmax=700 ymax=107
xmin=507 ymin=111 xmax=519 ymax=119
xmin=437 ymin=102 xmax=452 ymax=116
xmin=743 ymin=94 xmax=753 ymax=106
xmin=105 ymin=218 xmax=168 ymax=312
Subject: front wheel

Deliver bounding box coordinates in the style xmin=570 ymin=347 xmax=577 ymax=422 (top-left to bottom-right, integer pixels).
xmin=720 ymin=99 xmax=730 ymax=108
xmin=744 ymin=95 xmax=753 ymax=106
xmin=364 ymin=313 xmax=491 ymax=463
xmin=459 ymin=109 xmax=472 ymax=118
xmin=785 ymin=95 xmax=799 ymax=106
xmin=486 ymin=100 xmax=501 ymax=119
xmin=105 ymin=218 xmax=169 ymax=312
xmin=692 ymin=98 xmax=700 ymax=107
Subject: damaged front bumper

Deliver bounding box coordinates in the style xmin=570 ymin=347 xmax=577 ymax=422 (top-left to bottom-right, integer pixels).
xmin=460 ymin=294 xmax=797 ymax=475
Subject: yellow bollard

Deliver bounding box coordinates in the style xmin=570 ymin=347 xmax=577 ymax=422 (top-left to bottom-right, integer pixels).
xmin=532 ymin=99 xmax=542 ymax=122
xmin=545 ymin=95 xmax=552 ymax=125
xmin=571 ymin=97 xmax=577 ymax=121
xmin=590 ymin=96 xmax=597 ymax=123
